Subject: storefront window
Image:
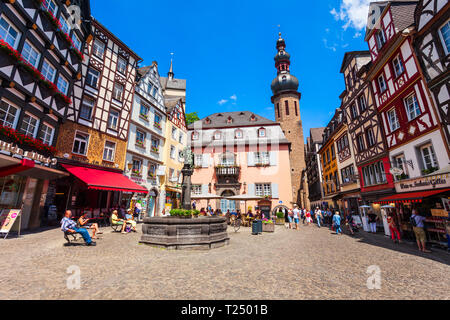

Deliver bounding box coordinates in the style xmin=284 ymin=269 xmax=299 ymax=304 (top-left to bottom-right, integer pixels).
xmin=0 ymin=175 xmax=26 ymax=209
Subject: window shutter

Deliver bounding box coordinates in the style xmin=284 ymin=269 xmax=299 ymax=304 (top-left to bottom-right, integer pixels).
xmin=248 ymin=184 xmax=255 ymax=196
xmin=202 ymin=154 xmax=209 ymax=168
xmin=201 ymin=184 xmax=209 ymax=195
xmin=269 ymin=152 xmax=277 ymax=166
xmin=247 ymin=152 xmax=255 ymax=167
xmin=271 ymin=183 xmax=279 ymax=199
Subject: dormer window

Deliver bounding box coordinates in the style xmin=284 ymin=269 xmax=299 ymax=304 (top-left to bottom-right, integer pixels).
xmin=227 ymin=117 xmax=233 ymax=124
xmin=235 ymin=129 xmax=243 ymax=139
xmin=205 ymin=118 xmax=211 ymax=125
xmin=258 ymin=128 xmax=266 ymax=138
xmin=250 ymin=114 xmax=257 ymax=122
xmin=192 ymin=131 xmax=199 ymax=141
xmin=213 ymin=131 xmax=222 ymax=140
xmin=376 ymin=29 xmax=386 ymax=50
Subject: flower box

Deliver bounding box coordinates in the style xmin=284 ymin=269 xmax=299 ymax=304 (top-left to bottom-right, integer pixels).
xmin=154 ymin=122 xmax=162 ymax=130
xmin=140 ymin=114 xmax=149 ymax=121
xmin=0 ymin=125 xmax=56 ymax=155
xmin=136 ymin=141 xmax=145 ymax=148
xmin=262 ymin=223 xmax=275 ymax=233
xmin=151 ymin=147 xmax=159 ymax=153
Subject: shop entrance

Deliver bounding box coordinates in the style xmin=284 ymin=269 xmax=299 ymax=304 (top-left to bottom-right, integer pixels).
xmin=220 ymin=190 xmax=236 ymax=213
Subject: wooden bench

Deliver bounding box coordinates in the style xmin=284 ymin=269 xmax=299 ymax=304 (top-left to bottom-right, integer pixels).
xmin=64 ymin=231 xmax=83 ymax=244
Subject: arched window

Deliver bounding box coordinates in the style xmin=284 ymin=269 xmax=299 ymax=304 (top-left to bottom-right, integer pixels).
xmin=235 ymin=129 xmax=243 ymax=139
xmin=258 ymin=128 xmax=266 ymax=138
xmin=191 ymin=131 xmax=199 ymax=140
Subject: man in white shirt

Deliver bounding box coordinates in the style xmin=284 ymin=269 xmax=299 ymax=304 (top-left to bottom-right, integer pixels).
xmin=293 ymin=205 xmax=301 ymax=230
xmin=315 ymin=207 xmax=323 ymax=228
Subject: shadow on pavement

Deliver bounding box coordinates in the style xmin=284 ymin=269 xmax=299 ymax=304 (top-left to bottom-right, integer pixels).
xmin=324 ymin=224 xmax=450 ymax=266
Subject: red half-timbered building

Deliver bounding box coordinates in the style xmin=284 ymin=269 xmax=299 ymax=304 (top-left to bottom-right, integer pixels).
xmin=365 ymin=0 xmax=449 ymax=183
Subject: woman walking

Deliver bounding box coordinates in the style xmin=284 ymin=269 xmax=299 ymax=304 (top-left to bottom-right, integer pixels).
xmin=387 ymin=214 xmax=401 ymax=244
xmin=305 ymin=210 xmax=312 ymax=226
xmin=285 ymin=208 xmax=291 ymax=229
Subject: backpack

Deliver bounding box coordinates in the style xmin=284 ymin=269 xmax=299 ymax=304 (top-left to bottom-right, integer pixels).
xmin=410 ymin=215 xmax=417 ymax=228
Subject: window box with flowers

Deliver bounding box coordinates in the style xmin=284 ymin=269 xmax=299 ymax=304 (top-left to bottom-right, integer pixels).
xmin=135 ymin=140 xmax=145 ymax=148
xmin=154 ymin=122 xmax=162 ymax=130
xmin=255 ymin=163 xmax=270 ymax=168
xmin=0 ymin=39 xmax=72 ymax=105
xmin=147 ymin=173 xmax=157 ymax=180
xmin=0 ymin=125 xmax=56 ymax=156
xmin=131 ymin=169 xmax=142 ymax=177
xmin=151 ymin=146 xmax=159 ymax=154
xmin=35 ymin=0 xmax=84 ymax=61
xmin=139 ymin=113 xmax=149 ymax=121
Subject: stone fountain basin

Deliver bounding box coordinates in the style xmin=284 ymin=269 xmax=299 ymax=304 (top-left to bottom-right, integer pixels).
xmin=140 ymin=216 xmax=230 ymax=250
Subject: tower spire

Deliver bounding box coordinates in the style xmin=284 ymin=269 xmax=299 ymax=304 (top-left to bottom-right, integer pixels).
xmin=168 ymin=53 xmax=174 ymax=80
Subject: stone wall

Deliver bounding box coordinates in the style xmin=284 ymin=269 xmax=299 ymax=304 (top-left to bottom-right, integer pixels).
xmin=55 ymin=121 xmax=128 ymax=170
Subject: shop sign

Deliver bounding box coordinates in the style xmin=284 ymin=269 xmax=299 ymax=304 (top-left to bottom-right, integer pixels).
xmin=395 ymin=175 xmax=450 ymax=192
xmin=0 ymin=209 xmax=21 ymax=234
xmin=0 ymin=140 xmax=57 ymax=166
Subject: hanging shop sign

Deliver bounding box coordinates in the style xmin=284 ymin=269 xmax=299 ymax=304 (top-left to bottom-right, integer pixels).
xmin=0 ymin=140 xmax=57 ymax=166
xmin=395 ymin=174 xmax=450 ymax=193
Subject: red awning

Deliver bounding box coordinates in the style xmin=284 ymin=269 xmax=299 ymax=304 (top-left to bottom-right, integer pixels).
xmin=375 ymin=188 xmax=450 ymax=204
xmin=62 ymin=164 xmax=148 ymax=194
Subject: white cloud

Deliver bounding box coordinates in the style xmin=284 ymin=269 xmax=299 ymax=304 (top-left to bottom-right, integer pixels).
xmin=218 ymin=99 xmax=228 ymax=105
xmin=230 ymin=94 xmax=237 ymax=101
xmin=331 ymin=0 xmax=383 ymax=31
xmin=323 ymin=38 xmax=337 ymax=52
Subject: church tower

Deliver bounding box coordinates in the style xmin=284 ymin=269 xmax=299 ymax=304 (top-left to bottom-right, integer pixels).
xmin=271 ymin=33 xmax=309 ymax=208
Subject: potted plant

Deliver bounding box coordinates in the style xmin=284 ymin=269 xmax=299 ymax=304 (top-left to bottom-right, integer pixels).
xmin=275 ymin=211 xmax=285 ymax=225
xmin=154 ymin=122 xmax=162 ymax=130
xmin=151 ymin=146 xmax=159 ymax=153
xmin=262 ymin=219 xmax=275 ymax=232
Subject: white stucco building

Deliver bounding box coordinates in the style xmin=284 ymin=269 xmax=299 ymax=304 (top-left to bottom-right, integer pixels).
xmin=124 ymin=62 xmax=167 ymax=217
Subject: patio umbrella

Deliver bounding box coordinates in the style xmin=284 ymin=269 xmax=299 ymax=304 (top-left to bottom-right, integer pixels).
xmin=225 ymin=194 xmax=264 ymax=214
xmin=191 ymin=193 xmax=223 ymax=200
xmin=191 ymin=193 xmax=223 ymax=212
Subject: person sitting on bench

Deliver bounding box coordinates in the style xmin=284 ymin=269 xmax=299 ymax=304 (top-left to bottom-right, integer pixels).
xmin=61 ymin=210 xmax=96 ymax=246
xmin=78 ymin=212 xmax=103 ymax=240
xmin=111 ymin=210 xmax=129 ymax=234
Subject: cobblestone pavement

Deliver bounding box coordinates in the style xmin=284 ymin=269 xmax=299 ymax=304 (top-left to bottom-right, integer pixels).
xmin=0 ymin=223 xmax=449 ymax=300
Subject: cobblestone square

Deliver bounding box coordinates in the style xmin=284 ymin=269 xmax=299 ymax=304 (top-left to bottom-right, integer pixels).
xmin=1 ymin=224 xmax=449 ymax=300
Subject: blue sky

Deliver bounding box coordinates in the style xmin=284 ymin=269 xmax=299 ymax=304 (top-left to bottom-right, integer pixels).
xmin=92 ymin=0 xmax=375 ymax=140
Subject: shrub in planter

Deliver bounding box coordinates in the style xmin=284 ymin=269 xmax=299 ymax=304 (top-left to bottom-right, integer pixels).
xmin=169 ymin=209 xmax=197 ymax=218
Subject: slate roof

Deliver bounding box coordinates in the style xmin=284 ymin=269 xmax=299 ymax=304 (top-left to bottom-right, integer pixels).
xmin=365 ymin=1 xmax=419 ymax=39
xmin=160 ymin=77 xmax=187 ymax=91
xmin=310 ymin=127 xmax=326 ymax=144
xmin=188 ymin=111 xmax=276 ymax=130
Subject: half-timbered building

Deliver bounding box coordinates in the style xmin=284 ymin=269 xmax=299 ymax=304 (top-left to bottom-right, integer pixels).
xmin=365 ymin=0 xmax=449 ymax=183
xmin=53 ymin=18 xmax=147 ymax=217
xmin=162 ymin=98 xmax=187 ymax=211
xmin=318 ymin=110 xmax=342 ymax=210
xmin=0 ymin=0 xmax=91 ymax=229
xmin=340 ymin=50 xmax=394 ymax=220
xmin=306 ymin=127 xmax=326 ymax=209
xmin=125 ymin=61 xmax=167 ymax=217
xmin=414 ymin=0 xmax=450 ymax=147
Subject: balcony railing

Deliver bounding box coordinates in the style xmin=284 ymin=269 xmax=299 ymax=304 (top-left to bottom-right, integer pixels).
xmin=215 ymin=166 xmax=240 ymax=177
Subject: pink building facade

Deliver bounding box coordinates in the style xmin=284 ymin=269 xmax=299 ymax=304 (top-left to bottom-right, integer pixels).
xmin=188 ymin=111 xmax=293 ymax=217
